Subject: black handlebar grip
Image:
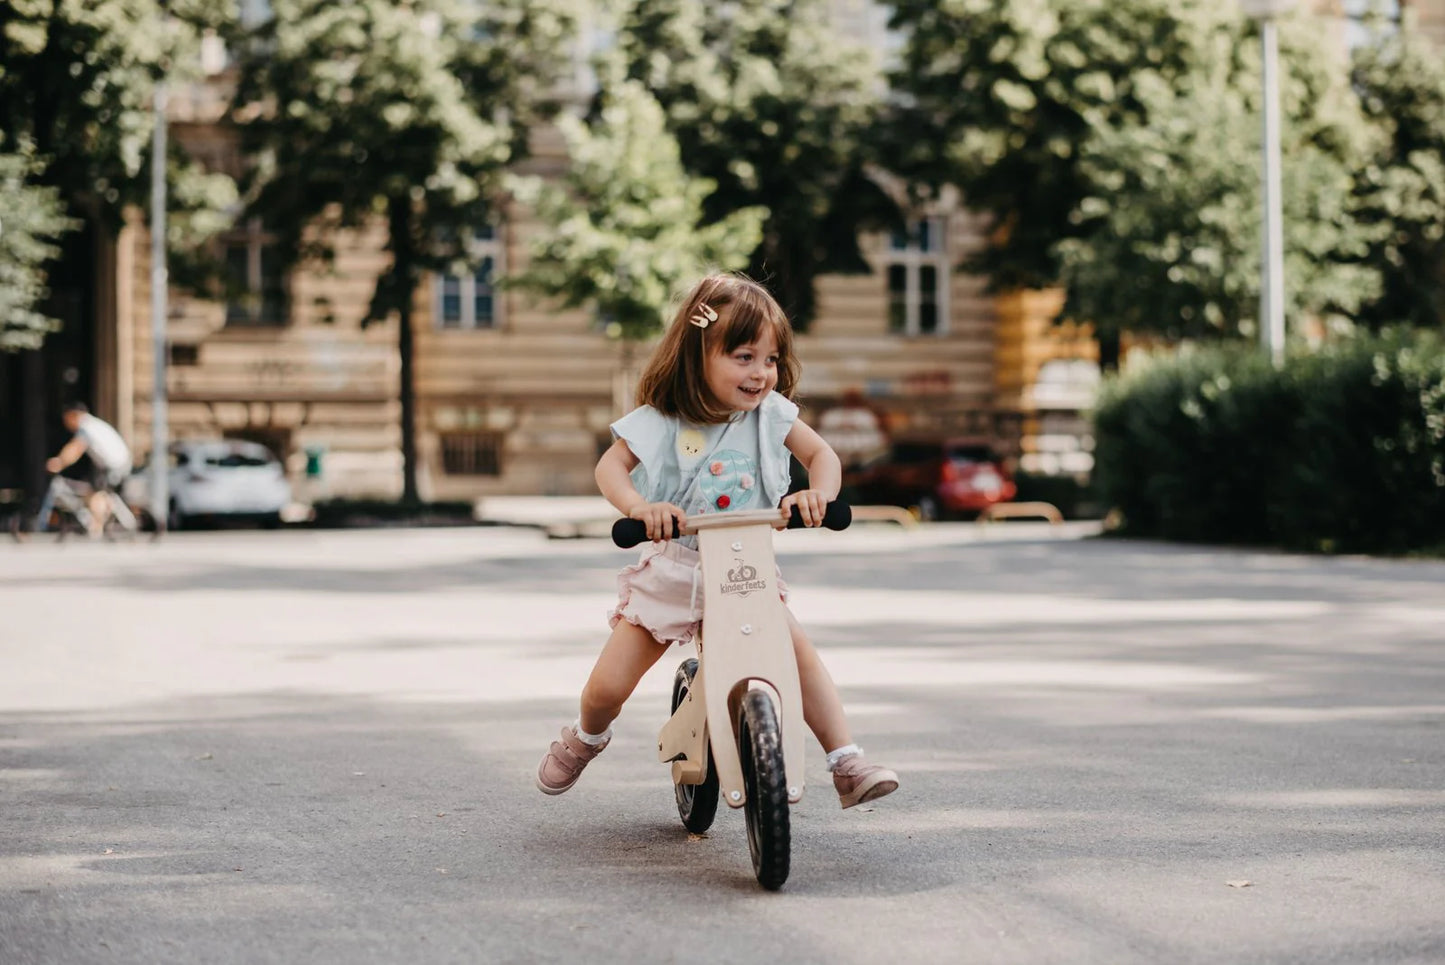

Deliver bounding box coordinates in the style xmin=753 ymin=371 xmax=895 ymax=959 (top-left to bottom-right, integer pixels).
xmin=611 ymin=500 xmax=851 ymax=549
xmin=610 ymin=517 xmax=679 ymax=549
xmin=786 ymin=499 xmax=852 ymax=531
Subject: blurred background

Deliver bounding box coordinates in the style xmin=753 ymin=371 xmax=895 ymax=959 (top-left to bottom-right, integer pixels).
xmin=1 ymin=0 xmax=1442 ymax=549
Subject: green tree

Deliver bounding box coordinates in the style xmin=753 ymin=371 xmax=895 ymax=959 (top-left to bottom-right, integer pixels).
xmin=614 ymin=0 xmax=899 ymax=328
xmin=886 ymin=0 xmax=1222 ymax=291
xmin=885 ymin=0 xmax=1381 ymax=364
xmin=230 ymin=0 xmax=578 ymax=504
xmin=0 ymin=0 xmax=235 ymax=329
xmin=1056 ymin=17 xmax=1383 ymax=350
xmin=507 ymin=79 xmax=766 ymax=343
xmin=1352 ymin=9 xmax=1445 ymax=330
xmin=0 ymin=146 xmax=76 ymax=351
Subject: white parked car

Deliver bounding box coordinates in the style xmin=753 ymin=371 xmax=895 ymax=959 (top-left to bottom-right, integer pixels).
xmin=125 ymin=439 xmax=293 ymax=530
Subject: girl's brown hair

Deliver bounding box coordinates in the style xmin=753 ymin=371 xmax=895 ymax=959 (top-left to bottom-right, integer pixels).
xmin=635 ymin=273 xmax=801 ymax=425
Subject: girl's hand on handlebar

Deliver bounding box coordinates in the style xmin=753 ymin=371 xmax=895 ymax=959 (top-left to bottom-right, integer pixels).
xmin=780 ymin=489 xmax=828 ymax=528
xmin=629 ymin=501 xmax=685 ymax=542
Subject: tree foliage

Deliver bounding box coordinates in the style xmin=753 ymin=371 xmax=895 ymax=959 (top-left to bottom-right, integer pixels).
xmin=229 ymin=0 xmax=578 ymax=501
xmin=0 ymin=146 xmax=77 ymax=351
xmin=887 ymin=0 xmax=1225 ymax=291
xmin=1351 ymin=8 xmax=1445 ymax=331
xmin=2 ymin=0 xmax=201 ymax=223
xmin=231 ymin=0 xmax=577 ymax=320
xmin=614 ymin=0 xmax=899 ymax=328
xmin=885 ymin=0 xmax=1393 ymax=355
xmin=508 ymin=80 xmax=766 ymax=342
xmin=1056 ymin=13 xmax=1383 ymax=347
xmin=0 ymin=0 xmax=234 ymax=335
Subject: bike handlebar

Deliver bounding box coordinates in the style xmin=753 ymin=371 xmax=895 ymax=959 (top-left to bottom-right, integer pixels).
xmin=611 ymin=500 xmax=851 ymax=549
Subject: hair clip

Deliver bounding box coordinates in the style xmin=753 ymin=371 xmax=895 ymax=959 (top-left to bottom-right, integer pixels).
xmin=689 ymin=303 xmax=718 ymax=329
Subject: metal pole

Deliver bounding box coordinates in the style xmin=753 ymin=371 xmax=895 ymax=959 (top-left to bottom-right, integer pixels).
xmin=149 ymin=80 xmax=170 ymax=533
xmin=1260 ymin=18 xmax=1286 ymax=368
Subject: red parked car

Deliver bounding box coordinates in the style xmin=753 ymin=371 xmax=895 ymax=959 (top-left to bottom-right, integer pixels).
xmin=843 ymin=436 xmax=1017 ymax=521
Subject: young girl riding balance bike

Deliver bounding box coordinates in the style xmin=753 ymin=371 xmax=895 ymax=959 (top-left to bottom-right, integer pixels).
xmin=536 ymin=273 xmax=899 ymax=810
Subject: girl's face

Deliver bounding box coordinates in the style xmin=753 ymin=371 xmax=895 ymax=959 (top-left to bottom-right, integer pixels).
xmin=704 ymin=324 xmax=780 ymax=413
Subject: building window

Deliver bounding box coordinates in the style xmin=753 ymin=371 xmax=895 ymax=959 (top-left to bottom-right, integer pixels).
xmin=224 ymin=218 xmax=289 ymax=327
xmin=169 ymin=343 xmax=200 ymax=367
xmin=434 ymin=225 xmax=504 ymax=330
xmin=884 ymin=217 xmax=948 ymax=336
xmin=440 ymin=431 xmax=503 ymax=476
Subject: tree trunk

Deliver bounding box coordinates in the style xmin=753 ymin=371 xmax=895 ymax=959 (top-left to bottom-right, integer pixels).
xmin=398 ymin=288 xmax=419 ymax=507
xmin=21 ymin=348 xmax=46 ymax=519
xmin=1097 ymin=328 xmax=1121 ymax=373
xmin=752 ymin=234 xmax=815 ymax=332
xmin=613 ymin=338 xmax=638 ymax=416
xmin=388 ymin=200 xmax=420 ymax=507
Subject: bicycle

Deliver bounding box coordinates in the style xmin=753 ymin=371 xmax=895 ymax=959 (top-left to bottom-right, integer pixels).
xmin=25 ymin=474 xmax=140 ymax=541
xmin=612 ymin=500 xmax=851 ymax=890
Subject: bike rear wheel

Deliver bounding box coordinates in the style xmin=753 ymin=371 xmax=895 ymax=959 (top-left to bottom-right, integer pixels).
xmin=670 ymin=658 xmax=719 ymax=834
xmin=737 ymin=687 xmax=790 ymax=890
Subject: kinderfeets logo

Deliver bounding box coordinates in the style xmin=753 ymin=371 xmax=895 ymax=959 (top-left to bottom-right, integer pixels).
xmin=721 ymin=558 xmax=768 ymax=597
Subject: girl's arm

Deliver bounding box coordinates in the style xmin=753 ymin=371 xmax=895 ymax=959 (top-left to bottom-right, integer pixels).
xmin=595 ymin=438 xmax=685 ymax=541
xmin=780 ymin=419 xmax=842 ymax=527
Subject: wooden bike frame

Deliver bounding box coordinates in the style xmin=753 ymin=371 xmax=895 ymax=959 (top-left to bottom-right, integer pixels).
xmin=656 ymin=509 xmax=806 ymax=807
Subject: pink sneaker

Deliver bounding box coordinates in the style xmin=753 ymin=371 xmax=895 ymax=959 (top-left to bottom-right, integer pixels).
xmin=831 ymin=754 xmax=899 ymax=809
xmin=536 ymin=726 xmax=610 ymax=795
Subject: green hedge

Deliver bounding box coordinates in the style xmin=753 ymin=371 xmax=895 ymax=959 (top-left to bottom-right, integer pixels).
xmin=1093 ymin=330 xmax=1445 ymax=554
xmin=1012 ymin=471 xmax=1102 ymax=519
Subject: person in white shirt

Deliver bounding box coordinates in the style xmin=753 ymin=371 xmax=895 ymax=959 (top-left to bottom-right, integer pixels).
xmin=46 ymin=402 xmax=133 ymax=536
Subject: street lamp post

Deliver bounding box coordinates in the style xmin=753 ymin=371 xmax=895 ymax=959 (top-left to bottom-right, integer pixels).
xmin=149 ymin=77 xmax=170 ymax=535
xmin=1241 ymin=0 xmax=1294 ymax=368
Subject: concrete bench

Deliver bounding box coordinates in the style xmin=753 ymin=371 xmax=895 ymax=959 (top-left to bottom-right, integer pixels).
xmin=851 ymin=504 xmax=919 ymax=527
xmin=977 ymin=501 xmax=1064 ymax=525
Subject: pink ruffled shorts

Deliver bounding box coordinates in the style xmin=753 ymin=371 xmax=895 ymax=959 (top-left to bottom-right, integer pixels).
xmin=609 ymin=539 xmax=790 ymax=646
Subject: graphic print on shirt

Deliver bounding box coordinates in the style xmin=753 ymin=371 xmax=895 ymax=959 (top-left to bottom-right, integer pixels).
xmin=676 ymin=429 xmax=707 ymax=464
xmin=698 ymin=449 xmax=758 ymax=511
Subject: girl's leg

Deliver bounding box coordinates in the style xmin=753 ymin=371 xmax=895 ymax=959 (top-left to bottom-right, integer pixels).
xmin=787 ymin=608 xmax=900 ymax=807
xmin=579 ymin=620 xmax=669 ymax=735
xmin=785 ymin=609 xmax=852 ymax=751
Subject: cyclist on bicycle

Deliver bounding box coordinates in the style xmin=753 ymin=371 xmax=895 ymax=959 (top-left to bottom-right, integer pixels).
xmin=45 ymin=402 xmax=132 ymax=538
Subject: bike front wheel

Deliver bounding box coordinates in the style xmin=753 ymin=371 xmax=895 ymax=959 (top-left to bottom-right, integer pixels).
xmin=737 ymin=688 xmax=790 ymax=890
xmin=670 ymin=658 xmax=719 ymax=834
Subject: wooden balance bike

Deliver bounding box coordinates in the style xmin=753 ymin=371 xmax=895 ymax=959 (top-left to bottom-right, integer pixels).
xmin=612 ymin=501 xmax=851 ymax=890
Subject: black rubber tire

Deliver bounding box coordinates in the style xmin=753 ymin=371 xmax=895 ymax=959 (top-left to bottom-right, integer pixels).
xmin=670 ymin=659 xmax=719 ymax=834
xmin=737 ymin=688 xmax=790 ymax=890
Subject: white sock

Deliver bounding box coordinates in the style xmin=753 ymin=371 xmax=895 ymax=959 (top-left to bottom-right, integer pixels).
xmin=826 ymin=744 xmax=862 ymax=772
xmin=573 ymin=718 xmax=611 ymax=746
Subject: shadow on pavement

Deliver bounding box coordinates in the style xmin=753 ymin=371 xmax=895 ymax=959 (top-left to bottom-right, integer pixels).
xmin=2 ymin=671 xmax=1442 ymax=964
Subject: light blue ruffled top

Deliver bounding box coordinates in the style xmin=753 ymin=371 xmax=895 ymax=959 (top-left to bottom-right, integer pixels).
xmin=610 ymin=393 xmax=798 ymax=548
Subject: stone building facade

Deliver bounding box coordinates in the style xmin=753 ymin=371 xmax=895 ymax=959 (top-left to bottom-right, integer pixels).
xmin=105 ymin=103 xmax=1010 ymax=499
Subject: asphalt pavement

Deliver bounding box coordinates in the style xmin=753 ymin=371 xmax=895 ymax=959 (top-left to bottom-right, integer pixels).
xmin=1 ymin=522 xmax=1443 ymax=965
